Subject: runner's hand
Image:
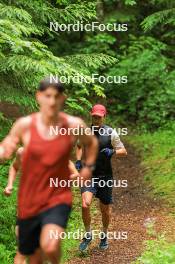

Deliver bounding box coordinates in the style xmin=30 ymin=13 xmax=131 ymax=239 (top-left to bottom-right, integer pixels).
xmin=100 ymin=148 xmax=115 ymax=157
xmin=0 ymin=136 xmax=19 ymax=159
xmin=75 ymin=160 xmax=82 ymax=171
xmin=4 ymin=185 xmax=13 ymax=196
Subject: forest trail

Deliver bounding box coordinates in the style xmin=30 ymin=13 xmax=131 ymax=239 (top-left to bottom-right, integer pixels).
xmin=67 ymin=143 xmax=175 ymax=264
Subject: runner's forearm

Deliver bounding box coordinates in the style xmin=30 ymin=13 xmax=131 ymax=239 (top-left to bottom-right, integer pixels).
xmin=84 ymin=136 xmax=98 ymax=165
xmin=115 ymin=148 xmax=127 ymax=157
xmin=7 ymin=165 xmax=18 ymax=187
xmin=76 ymin=146 xmax=83 ymax=160
xmin=69 ymin=160 xmax=79 ymax=175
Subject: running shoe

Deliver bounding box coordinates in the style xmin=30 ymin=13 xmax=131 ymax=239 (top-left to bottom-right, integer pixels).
xmin=79 ymin=232 xmax=92 ymax=251
xmin=99 ymin=234 xmax=109 ymax=250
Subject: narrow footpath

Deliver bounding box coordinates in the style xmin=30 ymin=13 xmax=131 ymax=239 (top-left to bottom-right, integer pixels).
xmin=67 ymin=144 xmax=175 ymax=264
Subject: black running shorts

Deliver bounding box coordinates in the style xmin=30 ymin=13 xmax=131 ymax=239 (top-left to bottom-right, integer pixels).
xmin=17 ymin=203 xmax=71 ymax=255
xmin=81 ymin=175 xmax=113 ymax=205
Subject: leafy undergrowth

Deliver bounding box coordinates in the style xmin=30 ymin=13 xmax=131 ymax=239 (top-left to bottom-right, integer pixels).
xmin=0 ymin=161 xmax=17 ymax=264
xmin=130 ymin=124 xmax=175 ymax=263
xmin=130 ymin=124 xmax=175 ymax=207
xmin=133 ymin=219 xmax=175 ymax=263
xmin=135 ymin=236 xmax=175 ymax=264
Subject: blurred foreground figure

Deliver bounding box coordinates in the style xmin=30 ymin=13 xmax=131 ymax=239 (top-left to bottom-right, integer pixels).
xmin=0 ymin=77 xmax=98 ymax=264
xmin=4 ymin=147 xmax=80 ymax=263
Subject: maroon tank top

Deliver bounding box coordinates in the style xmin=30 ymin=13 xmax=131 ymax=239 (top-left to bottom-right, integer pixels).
xmin=18 ymin=112 xmax=73 ymax=219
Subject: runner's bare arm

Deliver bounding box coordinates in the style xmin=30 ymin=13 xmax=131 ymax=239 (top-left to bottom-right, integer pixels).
xmin=78 ymin=120 xmax=98 ymax=183
xmin=8 ymin=151 xmax=21 ymax=185
xmin=68 ymin=160 xmax=79 ymax=180
xmin=4 ymin=147 xmax=23 ymax=196
xmin=67 ymin=115 xmax=98 ymax=164
xmin=0 ymin=117 xmax=30 ymax=159
xmin=77 ymin=119 xmax=98 ymax=166
xmin=111 ymin=130 xmax=127 ymax=157
xmin=76 ymin=141 xmax=83 ymax=160
xmin=67 ymin=115 xmax=98 ymax=182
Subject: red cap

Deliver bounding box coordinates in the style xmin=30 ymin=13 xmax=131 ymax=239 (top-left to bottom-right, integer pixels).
xmin=91 ymin=104 xmax=107 ymax=117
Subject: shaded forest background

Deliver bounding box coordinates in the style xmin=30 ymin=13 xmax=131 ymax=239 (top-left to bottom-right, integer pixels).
xmin=0 ymin=0 xmax=174 ymax=130
xmin=0 ymin=0 xmax=175 ymax=263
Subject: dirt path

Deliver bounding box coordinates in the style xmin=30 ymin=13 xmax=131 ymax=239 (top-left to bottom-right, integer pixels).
xmin=67 ymin=144 xmax=175 ymax=264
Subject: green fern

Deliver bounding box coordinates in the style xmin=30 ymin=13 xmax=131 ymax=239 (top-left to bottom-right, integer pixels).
xmin=0 ymin=1 xmax=115 ymax=108
xmin=142 ymin=8 xmax=175 ymax=31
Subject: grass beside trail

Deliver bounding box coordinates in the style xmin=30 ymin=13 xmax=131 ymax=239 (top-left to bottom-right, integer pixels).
xmin=129 ymin=124 xmax=175 ymax=263
xmin=135 ymin=236 xmax=175 ymax=264
xmin=130 ymin=125 xmax=175 ymax=207
xmin=0 ymin=160 xmax=17 ymax=264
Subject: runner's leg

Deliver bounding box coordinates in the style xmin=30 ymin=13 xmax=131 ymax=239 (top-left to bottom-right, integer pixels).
xmin=14 ymin=225 xmax=27 ymax=264
xmin=82 ymin=191 xmax=93 ymax=232
xmin=98 ymin=202 xmax=111 ymax=249
xmin=99 ymin=202 xmax=112 ymax=233
xmin=40 ymin=224 xmax=63 ymax=264
xmin=14 ymin=251 xmax=26 ymax=264
xmin=79 ymin=191 xmax=94 ymax=251
xmin=28 ymin=249 xmax=43 ymax=264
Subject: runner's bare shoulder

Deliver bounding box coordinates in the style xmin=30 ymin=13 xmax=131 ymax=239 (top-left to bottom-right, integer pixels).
xmin=9 ymin=115 xmax=33 ymax=142
xmin=14 ymin=115 xmax=32 ymax=133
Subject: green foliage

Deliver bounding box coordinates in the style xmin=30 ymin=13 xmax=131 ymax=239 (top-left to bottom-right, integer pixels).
xmin=91 ymin=0 xmax=175 ymax=130
xmin=124 ymin=0 xmax=136 ymax=6
xmin=0 ymin=158 xmax=17 ymax=264
xmin=0 ymin=0 xmax=174 ymax=124
xmin=0 ymin=0 xmax=116 ymax=113
xmin=129 ymin=123 xmax=175 ymax=205
xmin=135 ymin=236 xmax=175 ymax=263
xmin=130 ymin=124 xmax=175 ymax=263
xmin=0 ymin=244 xmax=14 ymax=264
xmin=106 ymin=35 xmax=175 ymax=129
xmin=142 ymin=8 xmax=175 ymax=31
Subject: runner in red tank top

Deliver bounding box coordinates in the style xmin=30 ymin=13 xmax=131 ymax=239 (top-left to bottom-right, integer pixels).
xmin=19 ymin=112 xmax=73 ymax=219
xmin=0 ymin=77 xmax=98 ymax=264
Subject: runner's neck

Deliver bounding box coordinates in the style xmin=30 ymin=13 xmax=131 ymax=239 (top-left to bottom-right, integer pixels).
xmin=91 ymin=124 xmax=104 ymax=129
xmin=39 ymin=111 xmax=61 ymax=126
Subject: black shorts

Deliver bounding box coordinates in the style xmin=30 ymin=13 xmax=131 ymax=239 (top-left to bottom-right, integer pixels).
xmin=80 ymin=176 xmax=113 ymax=205
xmin=17 ymin=203 xmax=71 ymax=255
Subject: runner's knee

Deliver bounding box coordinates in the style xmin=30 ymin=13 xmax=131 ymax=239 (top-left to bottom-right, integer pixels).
xmin=82 ymin=198 xmax=91 ymax=208
xmin=41 ymin=241 xmax=59 ymax=257
xmin=82 ymin=193 xmax=92 ymax=208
